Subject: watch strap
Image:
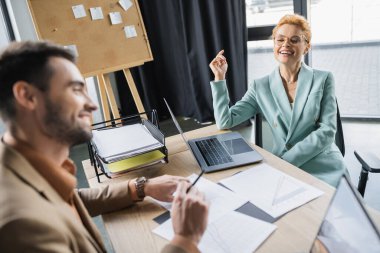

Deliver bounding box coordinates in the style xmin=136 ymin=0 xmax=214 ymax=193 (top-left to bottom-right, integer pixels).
xmin=135 ymin=177 xmax=148 ymax=200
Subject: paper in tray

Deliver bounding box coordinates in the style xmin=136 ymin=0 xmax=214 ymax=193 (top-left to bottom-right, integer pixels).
xmin=102 ymin=150 xmax=166 ymax=173
xmin=92 ymin=123 xmax=162 ymax=160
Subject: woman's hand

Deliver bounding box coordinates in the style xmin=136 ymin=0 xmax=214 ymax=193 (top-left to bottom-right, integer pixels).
xmin=209 ymin=49 xmax=228 ymax=81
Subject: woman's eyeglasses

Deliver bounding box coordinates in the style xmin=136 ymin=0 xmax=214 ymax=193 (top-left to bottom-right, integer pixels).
xmin=274 ymin=35 xmax=308 ymax=46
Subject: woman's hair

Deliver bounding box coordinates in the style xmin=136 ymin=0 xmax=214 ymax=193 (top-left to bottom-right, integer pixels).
xmin=272 ymin=14 xmax=311 ymax=43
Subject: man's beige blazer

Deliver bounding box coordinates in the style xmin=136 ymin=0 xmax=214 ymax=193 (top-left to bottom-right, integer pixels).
xmin=0 ymin=142 xmax=186 ymax=253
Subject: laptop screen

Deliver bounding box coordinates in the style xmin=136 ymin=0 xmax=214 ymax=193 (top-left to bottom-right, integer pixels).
xmin=311 ymin=175 xmax=380 ymax=253
xmin=163 ymin=98 xmax=188 ymax=144
xmin=163 ymin=98 xmax=204 ymax=168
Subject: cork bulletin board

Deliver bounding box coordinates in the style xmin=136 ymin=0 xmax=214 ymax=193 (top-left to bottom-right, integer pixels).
xmin=27 ymin=0 xmax=153 ymax=77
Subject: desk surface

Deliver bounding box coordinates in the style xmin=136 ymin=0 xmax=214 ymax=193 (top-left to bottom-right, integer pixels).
xmin=82 ymin=125 xmax=379 ymax=253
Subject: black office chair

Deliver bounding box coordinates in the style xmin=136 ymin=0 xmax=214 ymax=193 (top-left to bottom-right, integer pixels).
xmin=335 ymin=101 xmax=345 ymax=156
xmin=335 ymin=103 xmax=380 ymax=197
xmin=354 ymin=151 xmax=380 ymax=196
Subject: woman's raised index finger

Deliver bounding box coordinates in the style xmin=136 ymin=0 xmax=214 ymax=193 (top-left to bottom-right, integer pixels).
xmin=217 ymin=55 xmax=226 ymax=61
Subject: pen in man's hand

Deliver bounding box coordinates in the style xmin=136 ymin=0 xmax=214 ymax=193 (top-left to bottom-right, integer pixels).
xmin=186 ymin=170 xmax=205 ymax=193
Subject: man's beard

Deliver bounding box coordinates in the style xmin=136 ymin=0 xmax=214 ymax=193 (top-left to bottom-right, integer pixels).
xmin=43 ymin=97 xmax=92 ymax=147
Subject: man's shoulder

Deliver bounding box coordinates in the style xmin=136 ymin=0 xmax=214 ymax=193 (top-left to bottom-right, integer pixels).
xmin=0 ymin=168 xmax=101 ymax=253
xmin=0 ymin=164 xmax=67 ymax=228
xmin=0 ymin=170 xmax=82 ymax=252
xmin=0 ymin=166 xmax=53 ymax=223
xmin=0 ymin=206 xmax=85 ymax=253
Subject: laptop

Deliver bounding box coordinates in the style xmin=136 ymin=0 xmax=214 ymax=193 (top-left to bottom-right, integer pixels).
xmin=310 ymin=174 xmax=380 ymax=253
xmin=164 ymin=98 xmax=263 ymax=173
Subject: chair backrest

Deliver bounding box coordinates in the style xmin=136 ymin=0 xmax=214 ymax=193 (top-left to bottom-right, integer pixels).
xmin=254 ymin=99 xmax=345 ymax=156
xmin=335 ymin=100 xmax=345 ymax=156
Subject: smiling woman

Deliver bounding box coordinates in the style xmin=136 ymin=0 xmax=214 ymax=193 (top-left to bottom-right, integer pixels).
xmin=208 ymin=14 xmax=347 ymax=187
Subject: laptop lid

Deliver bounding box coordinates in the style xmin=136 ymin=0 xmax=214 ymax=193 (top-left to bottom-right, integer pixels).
xmin=163 ymin=98 xmax=204 ymax=169
xmin=163 ymin=98 xmax=262 ymax=173
xmin=163 ymin=98 xmax=190 ymax=145
xmin=310 ymin=174 xmax=380 ymax=253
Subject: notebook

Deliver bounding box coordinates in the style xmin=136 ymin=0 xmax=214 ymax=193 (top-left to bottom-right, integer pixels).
xmin=164 ymin=98 xmax=263 ymax=173
xmin=310 ymin=174 xmax=380 ymax=253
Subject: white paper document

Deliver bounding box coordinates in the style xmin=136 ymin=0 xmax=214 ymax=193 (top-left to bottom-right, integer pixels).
xmin=90 ymin=7 xmax=104 ymax=20
xmin=153 ymin=174 xmax=248 ymax=223
xmin=109 ymin=12 xmax=123 ymax=25
xmin=91 ymin=124 xmax=162 ymax=162
xmin=153 ymin=211 xmax=276 ymax=253
xmin=72 ymin=4 xmax=86 ymax=19
xmin=119 ymin=0 xmax=133 ymax=11
xmin=219 ymin=163 xmax=324 ymax=218
xmin=63 ymin=45 xmax=79 ymax=57
xmin=124 ymin=25 xmax=137 ymax=38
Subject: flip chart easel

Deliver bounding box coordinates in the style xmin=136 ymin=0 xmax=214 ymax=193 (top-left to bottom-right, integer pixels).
xmin=28 ymin=0 xmax=153 ymax=121
xmin=95 ymin=69 xmax=144 ymax=122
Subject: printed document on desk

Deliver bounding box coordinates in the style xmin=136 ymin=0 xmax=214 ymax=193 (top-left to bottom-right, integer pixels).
xmin=153 ymin=174 xmax=249 ymax=222
xmin=92 ymin=124 xmax=163 ymax=162
xmin=153 ymin=210 xmax=276 ymax=253
xmin=219 ymin=163 xmax=324 ymax=218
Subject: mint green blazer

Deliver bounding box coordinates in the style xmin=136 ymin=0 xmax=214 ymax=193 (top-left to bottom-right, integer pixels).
xmin=211 ymin=63 xmax=346 ymax=187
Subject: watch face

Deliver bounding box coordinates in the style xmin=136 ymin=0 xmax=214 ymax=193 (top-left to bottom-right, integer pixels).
xmin=136 ymin=177 xmax=147 ymax=199
xmin=137 ymin=177 xmax=147 ymax=183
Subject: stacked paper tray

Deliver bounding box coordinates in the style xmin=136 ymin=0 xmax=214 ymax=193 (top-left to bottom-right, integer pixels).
xmin=92 ymin=123 xmax=164 ymax=163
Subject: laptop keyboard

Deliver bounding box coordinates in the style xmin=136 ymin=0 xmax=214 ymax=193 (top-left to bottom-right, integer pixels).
xmin=195 ymin=138 xmax=233 ymax=166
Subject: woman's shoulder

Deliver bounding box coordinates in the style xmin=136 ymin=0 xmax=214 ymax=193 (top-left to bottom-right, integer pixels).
xmin=248 ymin=75 xmax=270 ymax=91
xmin=304 ymin=64 xmax=333 ymax=78
xmin=248 ymin=68 xmax=279 ymax=94
xmin=253 ymin=75 xmax=270 ymax=84
xmin=250 ymin=69 xmax=276 ymax=85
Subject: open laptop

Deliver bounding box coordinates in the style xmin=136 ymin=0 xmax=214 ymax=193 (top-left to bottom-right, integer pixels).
xmin=164 ymin=98 xmax=263 ymax=173
xmin=310 ymin=174 xmax=380 ymax=253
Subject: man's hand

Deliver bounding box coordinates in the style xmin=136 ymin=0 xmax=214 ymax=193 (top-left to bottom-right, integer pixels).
xmin=144 ymin=175 xmax=189 ymax=202
xmin=209 ymin=49 xmax=228 ymax=81
xmin=171 ymin=181 xmax=209 ymax=245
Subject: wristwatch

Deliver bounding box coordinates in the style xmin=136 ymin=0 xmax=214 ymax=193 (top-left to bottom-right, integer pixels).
xmin=135 ymin=177 xmax=148 ymax=200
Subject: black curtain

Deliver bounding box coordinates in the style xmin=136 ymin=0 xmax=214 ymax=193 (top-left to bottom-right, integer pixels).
xmin=116 ymin=0 xmax=247 ymax=123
